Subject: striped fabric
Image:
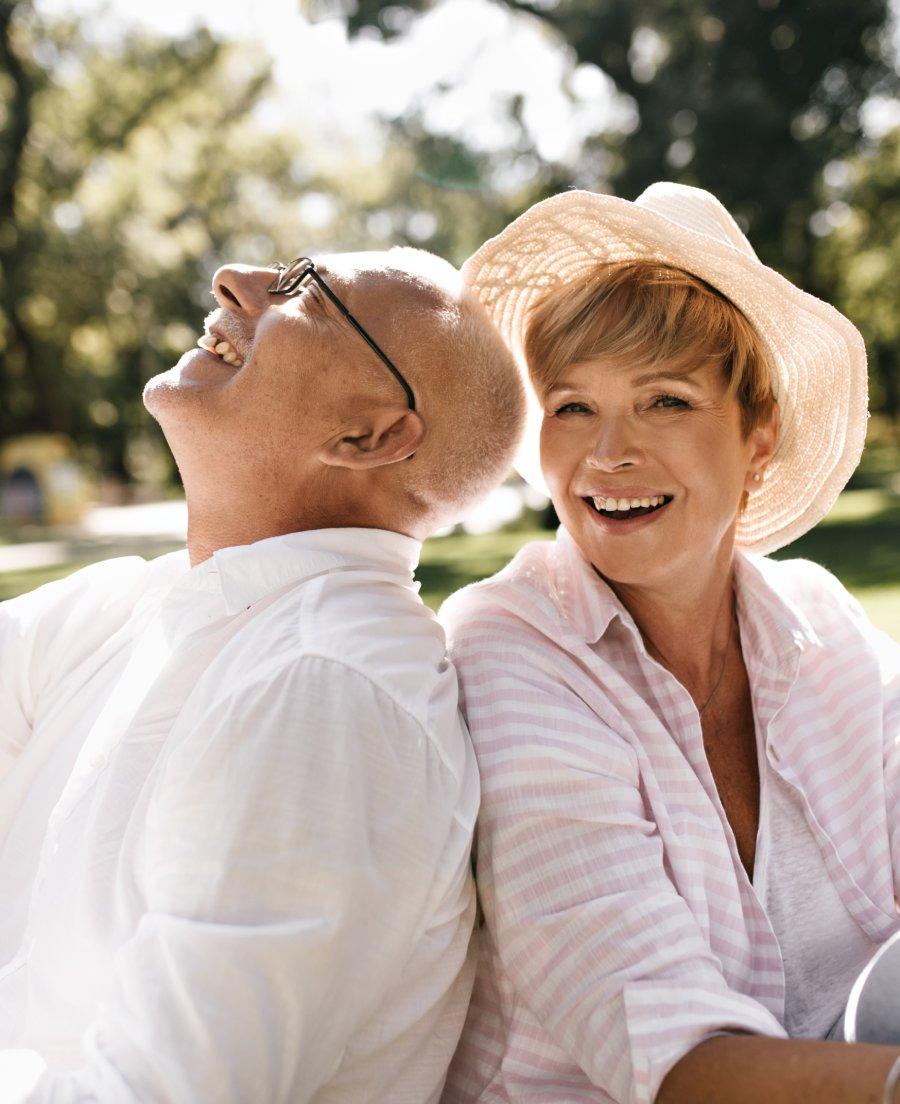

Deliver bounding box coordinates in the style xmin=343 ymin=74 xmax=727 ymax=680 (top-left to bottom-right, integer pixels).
xmin=439 ymin=526 xmax=900 ymax=1104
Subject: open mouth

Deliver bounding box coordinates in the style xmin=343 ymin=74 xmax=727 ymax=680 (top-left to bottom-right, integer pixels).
xmin=584 ymin=494 xmax=673 ymax=521
xmin=196 ymin=332 xmax=244 ymax=368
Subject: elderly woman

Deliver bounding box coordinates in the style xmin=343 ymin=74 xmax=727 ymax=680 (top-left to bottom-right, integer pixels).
xmin=440 ymin=184 xmax=900 ymax=1104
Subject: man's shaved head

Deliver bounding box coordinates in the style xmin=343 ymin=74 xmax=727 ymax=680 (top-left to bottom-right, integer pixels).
xmin=144 ymin=245 xmax=525 ymax=560
xmin=351 ymin=247 xmax=525 ymax=531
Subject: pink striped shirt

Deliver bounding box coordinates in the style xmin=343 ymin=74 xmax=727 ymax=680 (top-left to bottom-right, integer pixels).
xmin=440 ymin=526 xmax=900 ymax=1104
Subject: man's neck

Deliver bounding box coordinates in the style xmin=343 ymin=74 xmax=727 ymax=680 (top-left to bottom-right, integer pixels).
xmin=183 ymin=491 xmax=421 ymax=567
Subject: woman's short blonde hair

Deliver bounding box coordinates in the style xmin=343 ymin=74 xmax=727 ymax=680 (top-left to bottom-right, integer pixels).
xmin=523 ymin=261 xmax=776 ymax=436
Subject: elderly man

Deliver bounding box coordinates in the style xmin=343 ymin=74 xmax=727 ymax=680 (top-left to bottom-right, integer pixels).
xmin=0 ymin=248 xmax=525 ymax=1102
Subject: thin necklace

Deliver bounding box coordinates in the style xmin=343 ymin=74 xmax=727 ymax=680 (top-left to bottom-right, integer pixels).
xmin=644 ymin=590 xmax=737 ymax=717
xmin=697 ymin=615 xmax=735 ymax=717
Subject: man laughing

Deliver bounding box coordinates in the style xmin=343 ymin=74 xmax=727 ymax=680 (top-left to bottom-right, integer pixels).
xmin=0 ymin=248 xmax=525 ymax=1102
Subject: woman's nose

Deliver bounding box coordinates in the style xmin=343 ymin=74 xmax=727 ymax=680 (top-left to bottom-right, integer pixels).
xmin=586 ymin=417 xmax=642 ymax=471
xmin=211 ymin=264 xmax=274 ymax=315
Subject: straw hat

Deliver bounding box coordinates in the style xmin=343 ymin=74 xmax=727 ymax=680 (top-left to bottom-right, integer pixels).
xmin=462 ymin=182 xmax=868 ymax=554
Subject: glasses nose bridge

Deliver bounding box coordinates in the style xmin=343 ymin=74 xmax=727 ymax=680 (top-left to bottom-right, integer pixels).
xmin=268 ymin=256 xmax=316 ymax=296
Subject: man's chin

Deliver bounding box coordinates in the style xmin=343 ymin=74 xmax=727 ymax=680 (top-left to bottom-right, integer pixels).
xmin=143 ymin=349 xmax=234 ymax=413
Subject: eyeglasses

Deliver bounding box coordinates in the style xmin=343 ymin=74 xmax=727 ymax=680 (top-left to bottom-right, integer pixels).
xmin=267 ymin=256 xmax=416 ymax=411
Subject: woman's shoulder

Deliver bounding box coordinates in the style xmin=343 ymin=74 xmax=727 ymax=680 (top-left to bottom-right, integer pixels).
xmin=438 ymin=536 xmax=562 ymax=640
xmin=744 ymin=552 xmax=894 ymax=654
xmin=750 ymin=552 xmax=854 ymax=604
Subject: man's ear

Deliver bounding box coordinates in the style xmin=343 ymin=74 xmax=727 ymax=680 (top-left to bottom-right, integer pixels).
xmin=318 ymin=408 xmax=426 ymax=470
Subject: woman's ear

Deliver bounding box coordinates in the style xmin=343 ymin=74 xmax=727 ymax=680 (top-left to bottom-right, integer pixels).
xmin=318 ymin=408 xmax=426 ymax=470
xmin=744 ymin=402 xmax=779 ymax=490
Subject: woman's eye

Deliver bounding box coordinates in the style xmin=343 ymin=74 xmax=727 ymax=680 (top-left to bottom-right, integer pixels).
xmin=553 ymin=401 xmax=591 ymax=415
xmin=652 ymin=394 xmax=690 ymax=410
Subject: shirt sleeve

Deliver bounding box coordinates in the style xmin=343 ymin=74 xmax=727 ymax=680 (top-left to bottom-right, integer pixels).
xmin=841 ymin=596 xmax=900 ymax=895
xmin=12 ymin=654 xmax=470 ymax=1104
xmin=0 ymin=558 xmax=147 ymax=779
xmin=456 ymin=642 xmax=785 ymax=1104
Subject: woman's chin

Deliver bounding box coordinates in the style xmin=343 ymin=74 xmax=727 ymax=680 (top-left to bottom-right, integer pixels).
xmin=563 ymin=504 xmax=684 ymax=589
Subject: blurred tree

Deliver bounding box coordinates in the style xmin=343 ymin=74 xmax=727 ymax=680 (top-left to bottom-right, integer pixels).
xmin=816 ymin=125 xmax=900 ymax=421
xmin=2 ymin=0 xmax=895 ymax=492
xmin=338 ymin=0 xmax=894 ymax=284
xmin=0 ymin=4 xmax=289 ymax=479
xmin=329 ymin=0 xmax=898 ymax=423
xmin=0 ymin=3 xmax=323 ymax=479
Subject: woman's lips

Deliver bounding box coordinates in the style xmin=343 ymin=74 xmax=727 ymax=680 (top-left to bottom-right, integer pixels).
xmin=581 ymin=494 xmax=673 ymax=533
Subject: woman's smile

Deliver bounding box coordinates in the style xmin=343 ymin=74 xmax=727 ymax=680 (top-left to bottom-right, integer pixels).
xmin=582 ymin=491 xmax=674 ymax=531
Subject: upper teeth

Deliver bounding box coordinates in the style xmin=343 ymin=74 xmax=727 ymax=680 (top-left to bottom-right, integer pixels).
xmin=197 ymin=333 xmax=243 ymax=367
xmin=591 ymin=495 xmax=667 ymax=511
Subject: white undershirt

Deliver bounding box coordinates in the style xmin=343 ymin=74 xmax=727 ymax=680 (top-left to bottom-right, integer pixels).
xmin=753 ymin=731 xmax=879 ymax=1038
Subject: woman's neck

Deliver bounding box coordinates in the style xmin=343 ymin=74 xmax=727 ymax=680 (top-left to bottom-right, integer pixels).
xmin=608 ymin=547 xmax=738 ymax=700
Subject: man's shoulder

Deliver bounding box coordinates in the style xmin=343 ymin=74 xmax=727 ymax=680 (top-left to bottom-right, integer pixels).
xmin=191 ymin=575 xmax=476 ymax=819
xmin=2 ymin=552 xmax=182 ymax=636
xmin=240 ymin=567 xmax=459 ymax=732
xmin=0 ymin=552 xmax=188 ymax=709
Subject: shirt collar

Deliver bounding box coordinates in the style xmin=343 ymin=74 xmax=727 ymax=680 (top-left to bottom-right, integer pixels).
xmin=211 ymin=527 xmax=421 ymax=615
xmin=732 ymin=550 xmax=822 ymax=670
xmin=552 ymin=525 xmax=821 ymax=665
xmin=552 ymin=526 xmax=629 ymax=644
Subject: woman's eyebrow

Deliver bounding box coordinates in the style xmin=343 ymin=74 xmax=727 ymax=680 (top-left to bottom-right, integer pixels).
xmin=631 ymin=367 xmax=701 ymax=386
xmin=545 ymin=382 xmax=574 ymax=396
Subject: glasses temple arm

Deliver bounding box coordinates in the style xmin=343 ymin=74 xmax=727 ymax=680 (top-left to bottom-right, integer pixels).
xmin=314 ymin=278 xmax=417 ymax=412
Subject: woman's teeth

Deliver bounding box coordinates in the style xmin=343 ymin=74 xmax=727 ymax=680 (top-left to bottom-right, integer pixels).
xmin=197 ymin=333 xmax=244 ymax=367
xmin=591 ymin=495 xmax=666 ymax=511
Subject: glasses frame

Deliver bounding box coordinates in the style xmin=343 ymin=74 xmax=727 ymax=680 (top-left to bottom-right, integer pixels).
xmin=267 ymin=256 xmax=416 ymax=411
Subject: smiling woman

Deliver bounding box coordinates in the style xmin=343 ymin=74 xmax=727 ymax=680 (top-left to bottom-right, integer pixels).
xmin=524 ymin=261 xmax=778 ymax=583
xmin=439 ymin=183 xmax=900 ymax=1104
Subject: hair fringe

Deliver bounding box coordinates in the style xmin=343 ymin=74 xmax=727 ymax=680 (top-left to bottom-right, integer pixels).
xmin=524 ymin=262 xmax=776 ymax=435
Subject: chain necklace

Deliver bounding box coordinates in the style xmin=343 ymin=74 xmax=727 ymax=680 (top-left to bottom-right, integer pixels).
xmin=644 ymin=589 xmax=737 ymax=718
xmin=696 ymin=615 xmax=735 ymax=716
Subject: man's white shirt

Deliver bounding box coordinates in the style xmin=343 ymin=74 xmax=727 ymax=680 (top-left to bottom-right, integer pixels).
xmin=0 ymin=528 xmax=479 ymax=1103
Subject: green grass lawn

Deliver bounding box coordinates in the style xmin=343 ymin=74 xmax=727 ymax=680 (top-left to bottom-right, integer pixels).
xmin=1 ymin=488 xmax=898 ymax=638
xmin=0 ymin=559 xmax=102 ymax=603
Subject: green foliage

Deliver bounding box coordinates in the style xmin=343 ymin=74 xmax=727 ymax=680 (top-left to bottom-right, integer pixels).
xmin=0 ymin=4 xmax=312 ymax=476
xmin=342 ymin=0 xmax=898 ymax=416
xmin=816 ymin=127 xmax=900 ymax=418
xmin=0 ymin=0 xmax=896 ymax=491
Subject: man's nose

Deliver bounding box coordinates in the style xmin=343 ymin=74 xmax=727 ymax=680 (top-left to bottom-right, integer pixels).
xmin=586 ymin=415 xmax=642 ymax=471
xmin=212 ymin=264 xmax=274 ymax=315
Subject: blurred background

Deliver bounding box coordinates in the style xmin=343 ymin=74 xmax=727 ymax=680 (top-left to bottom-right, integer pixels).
xmin=0 ymin=0 xmax=897 ymax=631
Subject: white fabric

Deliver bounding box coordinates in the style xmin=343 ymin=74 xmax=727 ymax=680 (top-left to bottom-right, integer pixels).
xmin=754 ymin=754 xmax=879 ymax=1039
xmin=0 ymin=528 xmax=479 ymax=1104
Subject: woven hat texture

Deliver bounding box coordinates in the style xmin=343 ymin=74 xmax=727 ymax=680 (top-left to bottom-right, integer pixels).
xmin=462 ymin=183 xmax=869 ymax=554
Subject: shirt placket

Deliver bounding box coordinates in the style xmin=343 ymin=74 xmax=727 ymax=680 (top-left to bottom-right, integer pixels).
xmin=641 ymin=633 xmax=791 ymax=1020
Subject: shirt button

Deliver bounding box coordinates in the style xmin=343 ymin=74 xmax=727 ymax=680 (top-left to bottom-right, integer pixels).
xmin=89 ymin=750 xmax=108 ymax=770
xmin=769 ymin=744 xmax=781 ymax=763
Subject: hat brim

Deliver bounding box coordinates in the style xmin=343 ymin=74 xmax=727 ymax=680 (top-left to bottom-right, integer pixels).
xmin=462 ymin=190 xmax=868 ymax=555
